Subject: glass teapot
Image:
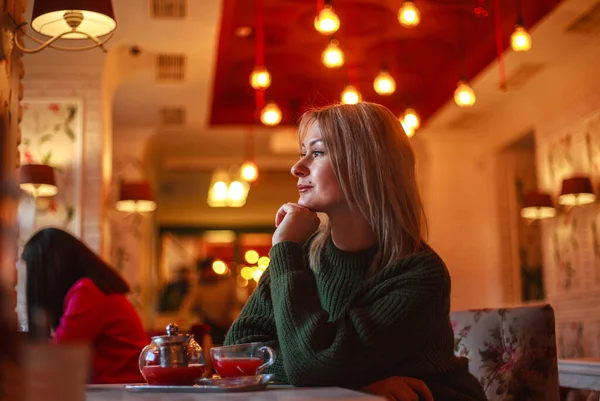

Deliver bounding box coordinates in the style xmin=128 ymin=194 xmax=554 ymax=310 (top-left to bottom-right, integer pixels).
xmin=139 ymin=323 xmax=205 ymax=385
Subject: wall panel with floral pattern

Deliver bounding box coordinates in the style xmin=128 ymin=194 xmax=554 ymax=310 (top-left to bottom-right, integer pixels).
xmin=18 ymin=99 xmax=83 ymax=239
xmin=537 ymin=111 xmax=600 ymax=358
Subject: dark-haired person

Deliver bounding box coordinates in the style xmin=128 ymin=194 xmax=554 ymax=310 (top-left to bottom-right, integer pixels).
xmin=22 ymin=227 xmax=148 ymax=384
xmin=178 ymin=257 xmax=238 ymax=345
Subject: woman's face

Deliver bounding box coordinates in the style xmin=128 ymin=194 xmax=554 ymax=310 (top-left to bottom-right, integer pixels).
xmin=290 ymin=123 xmax=346 ymax=213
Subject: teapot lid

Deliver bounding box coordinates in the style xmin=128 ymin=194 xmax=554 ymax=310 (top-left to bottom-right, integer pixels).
xmin=152 ymin=323 xmax=192 ymax=346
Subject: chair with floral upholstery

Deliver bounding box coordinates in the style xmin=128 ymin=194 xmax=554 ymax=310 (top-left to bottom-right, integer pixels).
xmin=450 ymin=304 xmax=560 ymax=401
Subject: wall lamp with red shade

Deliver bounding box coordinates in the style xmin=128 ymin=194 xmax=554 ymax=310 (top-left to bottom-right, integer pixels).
xmin=0 ymin=0 xmax=116 ymax=60
xmin=19 ymin=164 xmax=58 ymax=198
xmin=521 ymin=176 xmax=596 ymax=220
xmin=557 ymin=176 xmax=596 ymax=206
xmin=115 ymin=181 xmax=157 ymax=214
xmin=520 ymin=192 xmax=556 ymax=220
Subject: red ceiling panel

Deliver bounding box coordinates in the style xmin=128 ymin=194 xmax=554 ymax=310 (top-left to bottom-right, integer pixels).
xmin=210 ymin=0 xmax=559 ymax=127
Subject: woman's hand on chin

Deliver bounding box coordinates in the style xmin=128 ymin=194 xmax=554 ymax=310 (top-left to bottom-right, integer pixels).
xmin=360 ymin=376 xmax=434 ymax=401
xmin=272 ymin=203 xmax=320 ymax=246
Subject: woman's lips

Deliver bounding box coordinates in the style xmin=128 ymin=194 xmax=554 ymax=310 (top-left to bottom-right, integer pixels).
xmin=297 ymin=185 xmax=313 ymax=193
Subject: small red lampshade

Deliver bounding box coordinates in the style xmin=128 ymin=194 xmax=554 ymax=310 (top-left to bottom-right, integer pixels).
xmin=31 ymin=0 xmax=117 ymax=39
xmin=115 ymin=181 xmax=157 ymax=213
xmin=558 ymin=176 xmax=596 ymax=206
xmin=19 ymin=164 xmax=58 ymax=197
xmin=520 ymin=192 xmax=556 ymax=220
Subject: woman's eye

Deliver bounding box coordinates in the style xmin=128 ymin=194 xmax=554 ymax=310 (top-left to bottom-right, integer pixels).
xmin=299 ymin=153 xmax=306 ymax=158
xmin=312 ymin=151 xmax=324 ymax=157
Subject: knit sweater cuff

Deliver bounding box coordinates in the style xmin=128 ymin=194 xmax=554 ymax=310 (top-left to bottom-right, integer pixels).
xmin=268 ymin=241 xmax=307 ymax=277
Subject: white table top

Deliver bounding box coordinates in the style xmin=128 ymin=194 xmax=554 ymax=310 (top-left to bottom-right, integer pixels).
xmin=558 ymin=358 xmax=600 ymax=391
xmin=86 ymin=384 xmax=385 ymax=401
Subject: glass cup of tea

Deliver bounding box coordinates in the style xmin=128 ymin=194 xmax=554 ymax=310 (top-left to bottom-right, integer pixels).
xmin=210 ymin=342 xmax=276 ymax=378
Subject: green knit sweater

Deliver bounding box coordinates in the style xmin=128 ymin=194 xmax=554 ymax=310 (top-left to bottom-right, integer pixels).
xmin=225 ymin=240 xmax=487 ymax=401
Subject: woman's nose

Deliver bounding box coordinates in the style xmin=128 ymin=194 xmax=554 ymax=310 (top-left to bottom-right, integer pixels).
xmin=291 ymin=159 xmax=308 ymax=177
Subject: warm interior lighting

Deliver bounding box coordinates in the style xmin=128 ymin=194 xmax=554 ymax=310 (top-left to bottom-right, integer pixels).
xmin=19 ymin=164 xmax=58 ymax=197
xmin=252 ymin=267 xmax=263 ymax=282
xmin=249 ymin=66 xmax=271 ymax=90
xmin=520 ymin=192 xmax=556 ymax=220
xmin=511 ymin=26 xmax=532 ymax=52
xmin=402 ymin=108 xmax=420 ymax=130
xmin=258 ymin=256 xmax=270 ymax=268
xmin=212 ymin=260 xmax=228 ymax=275
xmin=260 ymin=102 xmax=282 ymax=126
xmin=341 ymin=85 xmax=362 ymax=105
xmin=244 ymin=250 xmax=259 ymax=264
xmin=398 ymin=1 xmax=420 ymax=28
xmin=454 ymin=81 xmax=476 ymax=107
xmin=115 ymin=181 xmax=157 ymax=213
xmin=321 ymin=40 xmax=344 ymax=68
xmin=0 ymin=0 xmax=117 ymax=59
xmin=400 ymin=119 xmax=415 ymax=138
xmin=373 ymin=70 xmax=396 ymax=95
xmin=314 ymin=4 xmax=340 ymax=35
xmin=212 ymin=181 xmax=228 ymax=201
xmin=558 ymin=176 xmax=596 ymax=206
xmin=241 ymin=161 xmax=259 ymax=182
xmin=228 ymin=181 xmax=246 ymax=202
xmin=207 ymin=170 xmax=250 ymax=208
xmin=241 ymin=266 xmax=254 ymax=280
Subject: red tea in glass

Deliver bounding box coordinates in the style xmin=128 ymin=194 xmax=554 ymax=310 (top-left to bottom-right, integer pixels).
xmin=213 ymin=357 xmax=263 ymax=377
xmin=211 ymin=343 xmax=275 ymax=378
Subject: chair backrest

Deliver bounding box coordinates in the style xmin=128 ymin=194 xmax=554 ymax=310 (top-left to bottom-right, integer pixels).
xmin=450 ymin=304 xmax=560 ymax=401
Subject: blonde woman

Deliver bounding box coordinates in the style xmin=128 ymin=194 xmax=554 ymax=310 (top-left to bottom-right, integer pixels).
xmin=225 ymin=103 xmax=486 ymax=401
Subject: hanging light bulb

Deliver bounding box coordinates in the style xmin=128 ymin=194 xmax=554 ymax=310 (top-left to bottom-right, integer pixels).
xmin=241 ymin=161 xmax=259 ymax=182
xmin=314 ymin=4 xmax=340 ymax=35
xmin=398 ymin=1 xmax=420 ymax=28
xmin=400 ymin=119 xmax=415 ymax=137
xmin=321 ymin=39 xmax=344 ymax=68
xmin=249 ymin=66 xmax=271 ymax=90
xmin=454 ymin=81 xmax=476 ymax=107
xmin=260 ymin=102 xmax=282 ymax=126
xmin=341 ymin=85 xmax=362 ymax=104
xmin=373 ymin=70 xmax=396 ymax=95
xmin=402 ymin=108 xmax=420 ymax=130
xmin=511 ymin=26 xmax=531 ymax=52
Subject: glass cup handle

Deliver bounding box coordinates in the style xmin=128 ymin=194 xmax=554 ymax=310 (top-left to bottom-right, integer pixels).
xmin=257 ymin=346 xmax=276 ymax=374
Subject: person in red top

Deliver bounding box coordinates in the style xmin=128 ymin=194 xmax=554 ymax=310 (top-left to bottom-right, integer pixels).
xmin=22 ymin=227 xmax=149 ymax=384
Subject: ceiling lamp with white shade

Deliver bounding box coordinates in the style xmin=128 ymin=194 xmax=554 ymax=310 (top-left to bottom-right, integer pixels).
xmin=314 ymin=2 xmax=340 ymax=35
xmin=321 ymin=39 xmax=344 ymax=69
xmin=340 ymin=85 xmax=362 ymax=105
xmin=454 ymin=81 xmax=476 ymax=107
xmin=207 ymin=169 xmax=250 ymax=208
xmin=398 ymin=1 xmax=420 ymax=28
xmin=0 ymin=0 xmax=117 ymax=60
xmin=373 ymin=69 xmax=396 ymax=96
xmin=260 ymin=102 xmax=282 ymax=126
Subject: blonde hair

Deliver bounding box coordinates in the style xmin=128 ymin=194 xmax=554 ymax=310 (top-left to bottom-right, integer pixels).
xmin=298 ymin=102 xmax=426 ymax=273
